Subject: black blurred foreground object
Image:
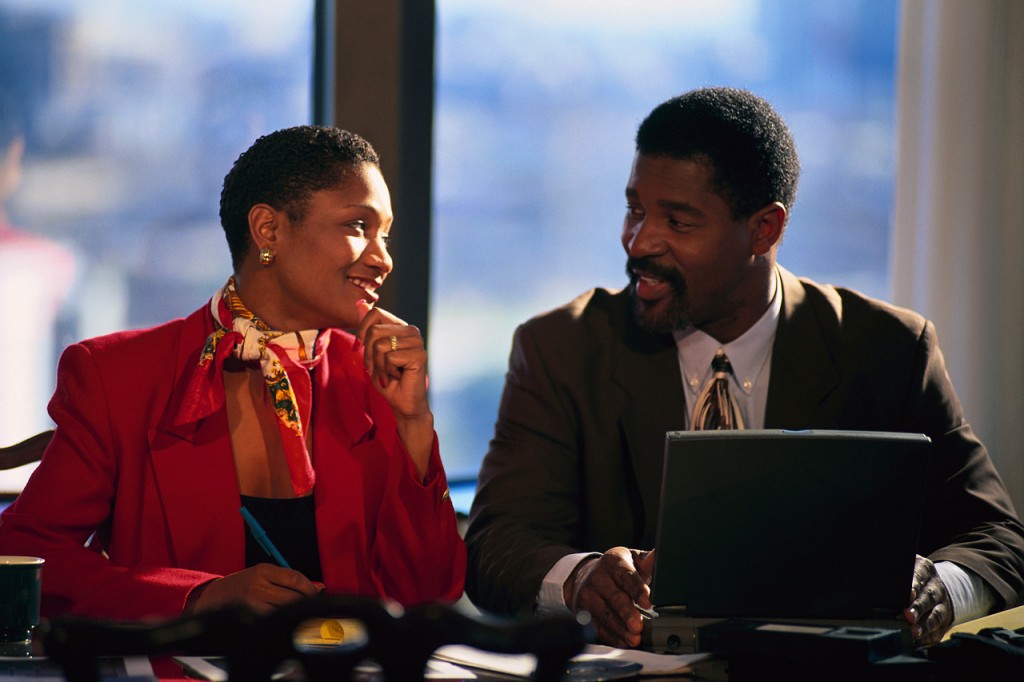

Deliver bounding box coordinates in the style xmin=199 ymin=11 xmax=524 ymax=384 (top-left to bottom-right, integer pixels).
xmin=720 ymin=624 xmax=1024 ymax=682
xmin=926 ymin=627 xmax=1024 ymax=681
xmin=41 ymin=595 xmax=587 ymax=682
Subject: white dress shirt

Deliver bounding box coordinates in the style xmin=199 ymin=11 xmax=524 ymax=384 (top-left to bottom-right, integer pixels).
xmin=673 ymin=268 xmax=781 ymax=430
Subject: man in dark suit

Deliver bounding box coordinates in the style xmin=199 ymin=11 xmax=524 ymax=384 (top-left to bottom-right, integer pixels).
xmin=464 ymin=87 xmax=1024 ymax=648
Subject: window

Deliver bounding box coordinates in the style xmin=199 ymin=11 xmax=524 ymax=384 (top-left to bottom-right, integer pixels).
xmin=430 ymin=0 xmax=898 ymax=485
xmin=2 ymin=0 xmax=899 ymax=500
xmin=0 ymin=0 xmax=313 ymax=490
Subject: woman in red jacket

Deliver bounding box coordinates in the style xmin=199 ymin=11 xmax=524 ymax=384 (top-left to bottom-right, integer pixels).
xmin=0 ymin=126 xmax=466 ymax=620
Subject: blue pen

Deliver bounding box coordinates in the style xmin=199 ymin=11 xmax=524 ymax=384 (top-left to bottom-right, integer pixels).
xmin=240 ymin=506 xmax=292 ymax=569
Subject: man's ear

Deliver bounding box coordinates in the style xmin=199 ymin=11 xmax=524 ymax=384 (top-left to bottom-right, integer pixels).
xmin=248 ymin=203 xmax=279 ymax=251
xmin=749 ymin=202 xmax=787 ymax=257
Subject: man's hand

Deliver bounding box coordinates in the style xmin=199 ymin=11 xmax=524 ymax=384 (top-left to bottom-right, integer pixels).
xmin=563 ymin=547 xmax=655 ymax=648
xmin=904 ymin=554 xmax=954 ymax=645
xmin=185 ymin=564 xmax=324 ymax=615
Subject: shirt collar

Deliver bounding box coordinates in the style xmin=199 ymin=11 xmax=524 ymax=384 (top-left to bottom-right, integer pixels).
xmin=673 ymin=267 xmax=783 ymax=397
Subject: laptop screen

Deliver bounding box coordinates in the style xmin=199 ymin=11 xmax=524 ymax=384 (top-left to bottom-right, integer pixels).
xmin=651 ymin=429 xmax=931 ymax=621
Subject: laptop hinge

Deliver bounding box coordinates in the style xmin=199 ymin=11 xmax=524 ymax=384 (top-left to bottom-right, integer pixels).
xmin=656 ymin=604 xmax=687 ymax=616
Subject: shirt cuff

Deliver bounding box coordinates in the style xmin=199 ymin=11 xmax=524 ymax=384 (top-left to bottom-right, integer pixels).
xmin=935 ymin=560 xmax=996 ymax=625
xmin=536 ymin=552 xmax=600 ymax=616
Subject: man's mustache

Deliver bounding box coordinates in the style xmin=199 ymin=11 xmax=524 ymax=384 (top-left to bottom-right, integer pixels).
xmin=625 ymin=257 xmax=684 ymax=288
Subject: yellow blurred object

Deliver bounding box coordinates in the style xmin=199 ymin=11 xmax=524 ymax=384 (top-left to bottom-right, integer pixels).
xmin=319 ymin=618 xmax=347 ymax=642
xmin=942 ymin=604 xmax=1024 ymax=641
xmin=293 ymin=618 xmax=368 ymax=648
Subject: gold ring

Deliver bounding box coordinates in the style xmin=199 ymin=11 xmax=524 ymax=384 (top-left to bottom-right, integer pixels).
xmin=389 ymin=335 xmax=398 ymax=352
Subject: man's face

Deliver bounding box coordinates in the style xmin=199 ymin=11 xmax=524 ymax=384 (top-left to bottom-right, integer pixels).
xmin=621 ymin=153 xmax=770 ymax=342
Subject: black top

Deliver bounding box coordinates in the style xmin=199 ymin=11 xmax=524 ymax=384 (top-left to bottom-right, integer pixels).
xmin=240 ymin=494 xmax=323 ymax=582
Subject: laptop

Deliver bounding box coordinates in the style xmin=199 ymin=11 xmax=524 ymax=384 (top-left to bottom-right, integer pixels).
xmin=643 ymin=429 xmax=931 ymax=655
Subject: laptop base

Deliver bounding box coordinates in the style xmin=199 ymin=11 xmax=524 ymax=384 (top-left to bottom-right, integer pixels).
xmin=644 ymin=615 xmax=912 ymax=659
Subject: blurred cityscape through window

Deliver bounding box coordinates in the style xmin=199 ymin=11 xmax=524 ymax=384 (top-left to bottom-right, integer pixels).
xmin=0 ymin=0 xmax=312 ymax=489
xmin=1 ymin=0 xmax=898 ymax=499
xmin=430 ymin=0 xmax=899 ymax=484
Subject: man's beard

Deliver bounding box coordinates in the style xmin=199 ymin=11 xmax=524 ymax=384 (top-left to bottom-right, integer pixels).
xmin=626 ymin=257 xmax=691 ymax=334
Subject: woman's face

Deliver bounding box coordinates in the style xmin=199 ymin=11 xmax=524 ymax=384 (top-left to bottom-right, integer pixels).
xmin=264 ymin=162 xmax=394 ymax=331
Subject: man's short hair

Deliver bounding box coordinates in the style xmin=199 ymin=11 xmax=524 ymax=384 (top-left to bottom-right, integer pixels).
xmin=636 ymin=87 xmax=800 ymax=220
xmin=220 ymin=125 xmax=380 ymax=269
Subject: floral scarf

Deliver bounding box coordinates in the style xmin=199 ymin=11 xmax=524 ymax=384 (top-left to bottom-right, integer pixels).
xmin=197 ymin=277 xmax=327 ymax=496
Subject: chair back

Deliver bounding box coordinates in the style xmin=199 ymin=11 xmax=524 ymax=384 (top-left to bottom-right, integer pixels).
xmin=0 ymin=429 xmax=53 ymax=470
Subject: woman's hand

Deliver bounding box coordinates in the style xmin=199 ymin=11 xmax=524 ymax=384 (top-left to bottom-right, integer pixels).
xmin=184 ymin=564 xmax=323 ymax=615
xmin=355 ymin=300 xmax=434 ymax=479
xmin=355 ymin=300 xmax=429 ymax=419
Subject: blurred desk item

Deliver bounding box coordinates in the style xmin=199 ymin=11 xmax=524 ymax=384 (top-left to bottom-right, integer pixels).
xmin=41 ymin=595 xmax=585 ymax=682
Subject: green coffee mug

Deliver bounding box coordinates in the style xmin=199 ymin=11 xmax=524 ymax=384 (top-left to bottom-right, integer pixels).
xmin=0 ymin=556 xmax=43 ymax=643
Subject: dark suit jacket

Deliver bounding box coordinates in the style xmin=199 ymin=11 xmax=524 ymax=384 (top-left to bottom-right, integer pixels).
xmin=465 ymin=267 xmax=1024 ymax=616
xmin=0 ymin=303 xmax=465 ymax=619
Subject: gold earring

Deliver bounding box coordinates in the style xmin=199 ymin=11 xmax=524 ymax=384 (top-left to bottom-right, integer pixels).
xmin=258 ymin=246 xmax=275 ymax=266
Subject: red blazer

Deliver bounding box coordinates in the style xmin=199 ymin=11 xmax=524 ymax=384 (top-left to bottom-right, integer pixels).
xmin=0 ymin=304 xmax=466 ymax=620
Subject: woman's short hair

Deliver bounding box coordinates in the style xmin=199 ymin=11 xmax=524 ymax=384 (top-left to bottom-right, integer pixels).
xmin=220 ymin=125 xmax=380 ymax=269
xmin=636 ymin=87 xmax=800 ymax=220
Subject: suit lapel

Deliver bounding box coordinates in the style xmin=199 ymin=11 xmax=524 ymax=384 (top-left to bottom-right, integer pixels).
xmin=765 ymin=268 xmax=841 ymax=428
xmin=148 ymin=415 xmax=242 ymax=575
xmin=612 ymin=303 xmax=687 ymax=545
xmin=314 ymin=334 xmax=375 ymax=449
xmin=147 ymin=309 xmax=243 ymax=575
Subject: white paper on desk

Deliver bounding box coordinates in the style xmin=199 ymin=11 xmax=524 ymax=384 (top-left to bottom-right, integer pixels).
xmin=426 ymin=658 xmax=479 ymax=678
xmin=432 ymin=647 xmax=537 ymax=677
xmin=433 ymin=644 xmax=708 ymax=677
xmin=0 ymin=655 xmax=155 ymax=681
xmin=175 ymin=656 xmax=479 ymax=681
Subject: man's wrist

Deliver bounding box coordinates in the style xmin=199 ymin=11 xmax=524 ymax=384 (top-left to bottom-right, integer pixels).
xmin=536 ymin=552 xmax=599 ymax=616
xmin=935 ymin=560 xmax=996 ymax=624
xmin=563 ymin=555 xmax=599 ymax=609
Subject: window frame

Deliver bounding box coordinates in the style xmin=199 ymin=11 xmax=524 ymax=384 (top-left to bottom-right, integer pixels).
xmin=325 ymin=0 xmax=436 ymax=338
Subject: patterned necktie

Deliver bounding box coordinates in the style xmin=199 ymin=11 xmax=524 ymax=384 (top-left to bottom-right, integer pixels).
xmin=691 ymin=350 xmax=745 ymax=430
